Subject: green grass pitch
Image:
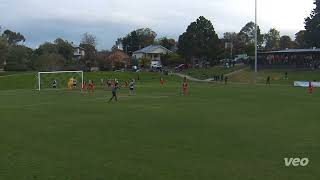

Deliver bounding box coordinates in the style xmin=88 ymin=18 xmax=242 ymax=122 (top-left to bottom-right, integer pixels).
xmin=0 ymin=71 xmax=319 ymax=180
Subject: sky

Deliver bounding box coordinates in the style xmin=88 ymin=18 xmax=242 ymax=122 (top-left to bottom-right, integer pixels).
xmin=0 ymin=0 xmax=316 ymax=50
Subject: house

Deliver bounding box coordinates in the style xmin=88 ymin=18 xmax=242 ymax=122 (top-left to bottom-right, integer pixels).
xmin=73 ymin=46 xmax=86 ymax=60
xmin=132 ymin=45 xmax=172 ymax=67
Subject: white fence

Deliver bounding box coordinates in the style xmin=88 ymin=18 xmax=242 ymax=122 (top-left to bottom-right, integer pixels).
xmin=294 ymin=81 xmax=320 ymax=87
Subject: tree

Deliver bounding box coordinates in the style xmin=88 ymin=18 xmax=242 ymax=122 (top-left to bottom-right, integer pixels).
xmin=264 ymin=28 xmax=281 ymax=51
xmin=54 ymin=38 xmax=74 ymax=60
xmin=305 ymin=0 xmax=320 ymax=47
xmin=295 ymin=30 xmax=308 ymax=48
xmin=35 ymin=42 xmax=58 ymax=56
xmin=81 ymin=33 xmax=97 ymax=47
xmin=80 ymin=43 xmax=97 ymax=68
xmin=239 ymin=22 xmax=264 ymax=49
xmin=121 ymin=28 xmax=157 ymax=55
xmin=178 ymin=16 xmax=220 ymax=63
xmin=5 ymin=45 xmax=32 ymax=71
xmin=97 ymin=51 xmax=112 ymax=71
xmin=161 ymin=53 xmax=184 ymax=66
xmin=2 ymin=30 xmax=26 ymax=45
xmin=279 ymin=35 xmax=295 ymax=49
xmin=156 ymin=37 xmax=176 ymax=50
xmin=139 ymin=57 xmax=151 ymax=68
xmin=0 ymin=37 xmax=8 ymax=69
xmin=33 ymin=53 xmax=66 ymax=71
xmin=223 ymin=32 xmax=246 ymax=56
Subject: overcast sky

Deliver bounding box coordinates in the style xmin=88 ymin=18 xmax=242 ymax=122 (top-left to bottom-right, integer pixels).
xmin=0 ymin=0 xmax=315 ymax=49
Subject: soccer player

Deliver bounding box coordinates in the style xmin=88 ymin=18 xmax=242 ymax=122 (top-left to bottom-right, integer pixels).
xmin=68 ymin=78 xmax=73 ymax=89
xmin=52 ymin=80 xmax=57 ymax=88
xmin=73 ymin=78 xmax=77 ymax=89
xmin=266 ymin=76 xmax=271 ymax=85
xmin=82 ymin=81 xmax=87 ymax=91
xmin=89 ymin=80 xmax=95 ymax=91
xmin=129 ymin=79 xmax=135 ymax=96
xmin=224 ymin=76 xmax=229 ymax=85
xmin=308 ymin=81 xmax=314 ymax=94
xmin=182 ymin=77 xmax=188 ymax=95
xmin=108 ymin=82 xmax=119 ymax=102
xmin=160 ymin=77 xmax=165 ymax=86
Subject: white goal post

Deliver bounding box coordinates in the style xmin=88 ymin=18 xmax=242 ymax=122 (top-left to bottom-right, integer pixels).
xmin=37 ymin=71 xmax=84 ymax=91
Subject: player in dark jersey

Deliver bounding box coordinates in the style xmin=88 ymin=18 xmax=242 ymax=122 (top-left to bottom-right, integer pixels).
xmin=266 ymin=76 xmax=271 ymax=85
xmin=108 ymin=82 xmax=119 ymax=102
xmin=129 ymin=79 xmax=135 ymax=96
xmin=73 ymin=78 xmax=77 ymax=89
xmin=52 ymin=80 xmax=57 ymax=88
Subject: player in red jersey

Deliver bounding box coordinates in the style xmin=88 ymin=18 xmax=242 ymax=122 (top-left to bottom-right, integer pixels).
xmin=89 ymin=80 xmax=95 ymax=91
xmin=160 ymin=77 xmax=165 ymax=86
xmin=182 ymin=77 xmax=188 ymax=95
xmin=82 ymin=81 xmax=87 ymax=91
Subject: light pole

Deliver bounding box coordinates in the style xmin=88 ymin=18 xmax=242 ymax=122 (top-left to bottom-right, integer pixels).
xmin=255 ymin=0 xmax=258 ymax=73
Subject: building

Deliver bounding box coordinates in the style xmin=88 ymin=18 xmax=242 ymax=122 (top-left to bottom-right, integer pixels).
xmin=132 ymin=45 xmax=172 ymax=67
xmin=73 ymin=46 xmax=86 ymax=60
xmin=257 ymin=48 xmax=320 ymax=69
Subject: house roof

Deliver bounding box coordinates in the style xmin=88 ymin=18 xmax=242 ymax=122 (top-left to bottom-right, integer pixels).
xmin=133 ymin=45 xmax=172 ymax=54
xmin=259 ymin=48 xmax=320 ymax=55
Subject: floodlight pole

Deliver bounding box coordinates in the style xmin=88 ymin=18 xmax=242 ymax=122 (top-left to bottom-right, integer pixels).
xmin=254 ymin=0 xmax=258 ymax=73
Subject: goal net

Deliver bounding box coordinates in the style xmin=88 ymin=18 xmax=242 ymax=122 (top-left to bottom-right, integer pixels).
xmin=37 ymin=71 xmax=84 ymax=91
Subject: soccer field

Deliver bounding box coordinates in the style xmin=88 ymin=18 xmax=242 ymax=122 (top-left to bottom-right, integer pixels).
xmin=0 ymin=72 xmax=319 ymax=180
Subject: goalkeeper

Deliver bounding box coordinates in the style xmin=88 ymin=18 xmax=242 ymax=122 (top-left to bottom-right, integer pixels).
xmin=68 ymin=78 xmax=73 ymax=89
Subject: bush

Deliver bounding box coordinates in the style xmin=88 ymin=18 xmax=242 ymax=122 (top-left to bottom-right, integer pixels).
xmin=140 ymin=57 xmax=151 ymax=68
xmin=33 ymin=53 xmax=66 ymax=71
xmin=161 ymin=53 xmax=185 ymax=66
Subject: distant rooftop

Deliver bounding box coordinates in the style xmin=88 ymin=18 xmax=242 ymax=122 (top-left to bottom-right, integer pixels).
xmin=133 ymin=45 xmax=172 ymax=54
xmin=259 ymin=48 xmax=320 ymax=54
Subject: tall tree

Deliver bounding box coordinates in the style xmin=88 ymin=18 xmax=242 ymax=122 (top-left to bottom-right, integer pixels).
xmin=264 ymin=28 xmax=281 ymax=51
xmin=223 ymin=32 xmax=245 ymax=57
xmin=34 ymin=42 xmax=58 ymax=56
xmin=295 ymin=30 xmax=308 ymax=48
xmin=279 ymin=35 xmax=295 ymax=49
xmin=156 ymin=37 xmax=176 ymax=50
xmin=2 ymin=30 xmax=26 ymax=45
xmin=178 ymin=16 xmax=220 ymax=63
xmin=239 ymin=22 xmax=264 ymax=49
xmin=54 ymin=38 xmax=74 ymax=60
xmin=305 ymin=0 xmax=320 ymax=47
xmin=81 ymin=32 xmax=97 ymax=47
xmin=80 ymin=33 xmax=98 ymax=68
xmin=80 ymin=43 xmax=97 ymax=68
xmin=121 ymin=28 xmax=157 ymax=55
xmin=0 ymin=37 xmax=8 ymax=69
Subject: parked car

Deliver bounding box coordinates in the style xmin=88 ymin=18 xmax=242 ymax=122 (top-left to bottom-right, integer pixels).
xmin=175 ymin=64 xmax=189 ymax=72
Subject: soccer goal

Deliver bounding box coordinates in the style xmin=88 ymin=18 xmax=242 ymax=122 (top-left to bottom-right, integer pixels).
xmin=37 ymin=71 xmax=84 ymax=91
